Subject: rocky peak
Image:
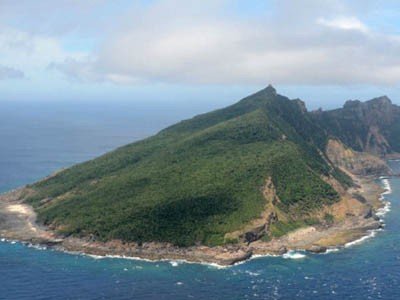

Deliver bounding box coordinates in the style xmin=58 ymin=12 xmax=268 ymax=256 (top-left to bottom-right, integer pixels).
xmin=342 ymin=96 xmax=397 ymax=124
xmin=291 ymin=98 xmax=307 ymax=113
xmin=343 ymin=99 xmax=362 ymax=109
xmin=318 ymin=95 xmax=400 ymax=157
xmin=367 ymin=95 xmax=392 ymax=106
xmin=344 ymin=96 xmax=393 ymax=110
xmin=262 ymin=84 xmax=277 ymax=95
xmin=366 ymin=96 xmax=395 ymax=116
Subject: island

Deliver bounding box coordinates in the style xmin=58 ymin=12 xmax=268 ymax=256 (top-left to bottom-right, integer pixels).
xmin=0 ymin=85 xmax=398 ymax=265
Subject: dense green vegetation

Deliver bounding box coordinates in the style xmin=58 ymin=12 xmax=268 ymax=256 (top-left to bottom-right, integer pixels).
xmin=25 ymin=86 xmax=351 ymax=246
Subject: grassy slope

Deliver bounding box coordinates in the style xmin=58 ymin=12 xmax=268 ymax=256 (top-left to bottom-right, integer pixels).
xmin=25 ymin=87 xmax=349 ymax=247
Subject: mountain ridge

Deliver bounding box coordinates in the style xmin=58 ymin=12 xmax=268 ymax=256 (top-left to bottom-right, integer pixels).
xmin=314 ymin=94 xmax=400 ymax=157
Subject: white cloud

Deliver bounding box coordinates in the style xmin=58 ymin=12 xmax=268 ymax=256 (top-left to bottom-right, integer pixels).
xmin=0 ymin=27 xmax=87 ymax=79
xmin=317 ymin=16 xmax=368 ymax=32
xmin=49 ymin=0 xmax=400 ymax=86
xmin=2 ymin=0 xmax=400 ymax=86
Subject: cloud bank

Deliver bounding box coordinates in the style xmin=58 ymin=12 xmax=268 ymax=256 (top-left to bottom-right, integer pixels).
xmin=3 ymin=0 xmax=400 ymax=86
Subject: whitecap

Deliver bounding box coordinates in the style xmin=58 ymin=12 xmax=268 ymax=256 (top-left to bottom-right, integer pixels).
xmin=104 ymin=254 xmax=154 ymax=262
xmin=381 ymin=179 xmax=392 ymax=195
xmin=245 ymin=270 xmax=261 ymax=277
xmin=283 ymin=251 xmax=306 ymax=259
xmin=27 ymin=243 xmax=47 ymax=250
xmin=169 ymin=260 xmax=179 ymax=267
xmin=200 ymin=261 xmax=228 ymax=269
xmin=375 ymin=178 xmax=392 ymax=220
xmin=251 ymin=253 xmax=279 ymax=259
xmin=86 ymin=254 xmax=105 ymax=260
xmin=344 ymin=230 xmax=378 ymax=248
xmin=324 ymin=248 xmax=340 ymax=254
xmin=86 ymin=253 xmax=230 ymax=269
xmin=376 ymin=201 xmax=391 ymax=217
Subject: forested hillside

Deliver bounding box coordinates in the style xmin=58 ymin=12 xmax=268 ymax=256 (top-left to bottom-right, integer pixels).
xmin=24 ymin=86 xmax=378 ymax=247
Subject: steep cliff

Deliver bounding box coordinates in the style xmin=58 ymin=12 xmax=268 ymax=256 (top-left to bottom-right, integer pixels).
xmin=326 ymin=139 xmax=392 ymax=176
xmin=314 ymin=96 xmax=400 ymax=157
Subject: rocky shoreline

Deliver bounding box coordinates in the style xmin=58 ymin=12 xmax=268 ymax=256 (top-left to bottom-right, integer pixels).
xmin=0 ymin=175 xmax=388 ymax=266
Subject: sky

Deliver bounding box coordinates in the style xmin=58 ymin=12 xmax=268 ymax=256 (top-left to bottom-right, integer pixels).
xmin=1 ymin=0 xmax=400 ymax=109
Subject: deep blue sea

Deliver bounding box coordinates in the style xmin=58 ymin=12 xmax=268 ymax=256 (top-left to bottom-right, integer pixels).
xmin=1 ymin=100 xmax=400 ymax=300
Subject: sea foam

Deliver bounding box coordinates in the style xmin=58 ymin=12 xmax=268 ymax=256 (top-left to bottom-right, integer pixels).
xmin=324 ymin=248 xmax=340 ymax=254
xmin=283 ymin=251 xmax=306 ymax=259
xmin=344 ymin=230 xmax=381 ymax=248
xmin=345 ymin=177 xmax=392 ymax=248
xmin=376 ymin=178 xmax=392 ymax=217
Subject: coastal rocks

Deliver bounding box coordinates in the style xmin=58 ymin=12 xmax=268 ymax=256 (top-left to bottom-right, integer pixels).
xmin=29 ymin=238 xmax=63 ymax=247
xmin=362 ymin=206 xmax=373 ymax=219
xmin=372 ymin=215 xmax=380 ymax=221
xmin=243 ymin=224 xmax=266 ymax=245
xmin=306 ymin=245 xmax=327 ymax=254
xmin=362 ymin=221 xmax=383 ymax=231
xmin=217 ymin=250 xmax=253 ymax=265
xmin=276 ymin=246 xmax=287 ymax=255
xmin=361 ymin=206 xmax=381 ymax=221
xmin=58 ymin=238 xmax=255 ymax=266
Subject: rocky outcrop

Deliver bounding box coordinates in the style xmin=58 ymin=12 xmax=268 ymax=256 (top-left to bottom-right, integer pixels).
xmin=352 ymin=193 xmax=367 ymax=204
xmin=361 ymin=206 xmax=373 ymax=219
xmin=362 ymin=220 xmax=383 ymax=230
xmin=326 ymin=139 xmax=392 ymax=176
xmin=243 ymin=224 xmax=266 ymax=244
xmin=306 ymin=245 xmax=327 ymax=253
xmin=315 ymin=95 xmax=400 ymax=157
xmin=241 ymin=212 xmax=278 ymax=245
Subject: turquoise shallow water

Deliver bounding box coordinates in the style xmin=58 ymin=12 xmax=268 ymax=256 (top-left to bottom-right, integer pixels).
xmin=1 ymin=101 xmax=400 ymax=300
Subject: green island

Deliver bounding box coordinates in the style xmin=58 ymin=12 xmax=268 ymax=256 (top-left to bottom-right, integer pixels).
xmin=2 ymin=85 xmax=400 ymax=265
xmin=17 ymin=85 xmax=399 ymax=251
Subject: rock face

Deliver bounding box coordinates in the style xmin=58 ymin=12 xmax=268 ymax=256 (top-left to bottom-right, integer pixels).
xmin=241 ymin=212 xmax=278 ymax=245
xmin=326 ymin=139 xmax=392 ymax=176
xmin=243 ymin=224 xmax=266 ymax=244
xmin=306 ymin=245 xmax=327 ymax=254
xmin=315 ymin=96 xmax=400 ymax=157
xmin=361 ymin=206 xmax=373 ymax=219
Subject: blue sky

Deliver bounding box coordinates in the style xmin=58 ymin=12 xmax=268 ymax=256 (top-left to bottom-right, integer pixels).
xmin=1 ymin=0 xmax=400 ymax=109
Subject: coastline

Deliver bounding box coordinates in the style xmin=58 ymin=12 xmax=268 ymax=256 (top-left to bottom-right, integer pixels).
xmin=0 ymin=175 xmax=390 ymax=266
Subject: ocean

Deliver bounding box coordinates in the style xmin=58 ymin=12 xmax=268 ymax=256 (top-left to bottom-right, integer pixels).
xmin=0 ymin=100 xmax=399 ymax=300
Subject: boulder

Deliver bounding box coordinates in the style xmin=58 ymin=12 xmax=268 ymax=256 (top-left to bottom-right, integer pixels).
xmin=242 ymin=224 xmax=266 ymax=245
xmin=306 ymin=245 xmax=327 ymax=254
